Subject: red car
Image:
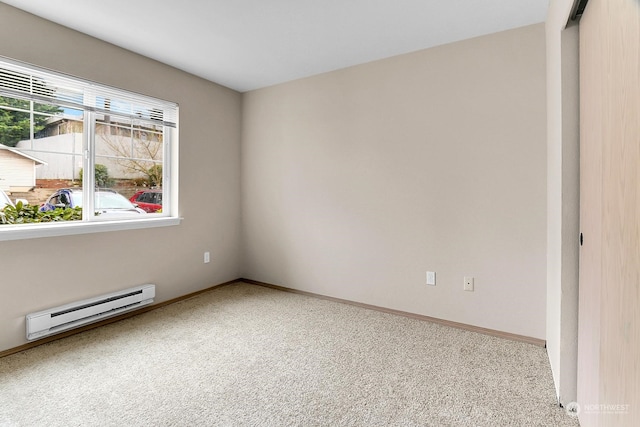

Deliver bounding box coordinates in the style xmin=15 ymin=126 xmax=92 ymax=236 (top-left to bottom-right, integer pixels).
xmin=129 ymin=190 xmax=162 ymax=213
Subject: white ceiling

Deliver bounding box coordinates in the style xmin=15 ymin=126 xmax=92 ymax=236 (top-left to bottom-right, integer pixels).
xmin=1 ymin=0 xmax=549 ymax=92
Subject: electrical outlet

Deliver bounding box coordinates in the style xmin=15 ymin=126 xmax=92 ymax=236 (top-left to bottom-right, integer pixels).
xmin=204 ymin=251 xmax=210 ymax=263
xmin=426 ymin=271 xmax=436 ymax=286
xmin=464 ymin=277 xmax=474 ymax=291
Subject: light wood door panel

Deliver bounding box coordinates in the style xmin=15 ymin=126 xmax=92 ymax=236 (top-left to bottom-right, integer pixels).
xmin=578 ymin=1 xmax=640 ymax=426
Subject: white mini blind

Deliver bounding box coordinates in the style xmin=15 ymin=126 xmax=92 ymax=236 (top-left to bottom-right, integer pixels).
xmin=0 ymin=56 xmax=177 ymax=127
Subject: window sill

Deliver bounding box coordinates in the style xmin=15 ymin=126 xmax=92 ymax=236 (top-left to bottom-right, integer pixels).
xmin=0 ymin=216 xmax=182 ymax=241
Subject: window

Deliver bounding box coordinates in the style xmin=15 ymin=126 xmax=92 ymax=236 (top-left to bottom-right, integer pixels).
xmin=0 ymin=57 xmax=179 ymax=240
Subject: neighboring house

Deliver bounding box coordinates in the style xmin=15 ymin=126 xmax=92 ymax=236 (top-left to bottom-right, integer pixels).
xmin=0 ymin=144 xmax=46 ymax=192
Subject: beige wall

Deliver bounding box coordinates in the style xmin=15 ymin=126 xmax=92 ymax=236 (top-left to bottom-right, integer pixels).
xmin=0 ymin=4 xmax=243 ymax=352
xmin=242 ymin=24 xmax=548 ymax=339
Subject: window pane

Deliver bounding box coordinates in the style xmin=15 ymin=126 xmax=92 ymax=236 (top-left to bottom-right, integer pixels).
xmin=13 ymin=113 xmax=84 ymax=218
xmin=93 ymin=118 xmax=162 ymax=218
xmin=1 ymin=92 xmax=85 ymax=224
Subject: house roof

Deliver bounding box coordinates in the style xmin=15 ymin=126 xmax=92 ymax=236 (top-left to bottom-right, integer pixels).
xmin=0 ymin=145 xmax=47 ymax=165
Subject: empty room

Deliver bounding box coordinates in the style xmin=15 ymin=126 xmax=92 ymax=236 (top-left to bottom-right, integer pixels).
xmin=0 ymin=0 xmax=637 ymax=426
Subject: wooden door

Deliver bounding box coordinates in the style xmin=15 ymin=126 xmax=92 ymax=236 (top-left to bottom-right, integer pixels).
xmin=578 ymin=0 xmax=640 ymax=426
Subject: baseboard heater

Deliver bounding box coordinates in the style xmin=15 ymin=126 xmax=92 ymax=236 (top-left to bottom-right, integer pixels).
xmin=26 ymin=284 xmax=155 ymax=341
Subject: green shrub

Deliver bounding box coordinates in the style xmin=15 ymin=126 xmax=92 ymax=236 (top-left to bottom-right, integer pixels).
xmin=79 ymin=164 xmax=112 ymax=187
xmin=0 ymin=201 xmax=82 ymax=225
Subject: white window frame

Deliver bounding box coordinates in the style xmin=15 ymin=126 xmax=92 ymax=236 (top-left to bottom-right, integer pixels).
xmin=0 ymin=57 xmax=180 ymax=241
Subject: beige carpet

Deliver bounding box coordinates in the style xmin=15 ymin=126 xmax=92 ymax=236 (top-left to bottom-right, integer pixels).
xmin=0 ymin=282 xmax=579 ymax=426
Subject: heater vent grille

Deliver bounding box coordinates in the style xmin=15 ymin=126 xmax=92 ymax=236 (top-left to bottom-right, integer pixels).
xmin=26 ymin=285 xmax=155 ymax=340
xmin=51 ymin=290 xmax=143 ymax=317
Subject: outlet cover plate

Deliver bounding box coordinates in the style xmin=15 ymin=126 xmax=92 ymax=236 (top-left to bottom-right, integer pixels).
xmin=464 ymin=276 xmax=474 ymax=291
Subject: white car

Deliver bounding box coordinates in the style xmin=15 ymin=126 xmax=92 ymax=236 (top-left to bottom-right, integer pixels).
xmin=40 ymin=188 xmax=146 ymax=217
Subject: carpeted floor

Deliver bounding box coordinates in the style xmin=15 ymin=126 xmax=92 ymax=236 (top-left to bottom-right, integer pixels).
xmin=0 ymin=282 xmax=579 ymax=426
